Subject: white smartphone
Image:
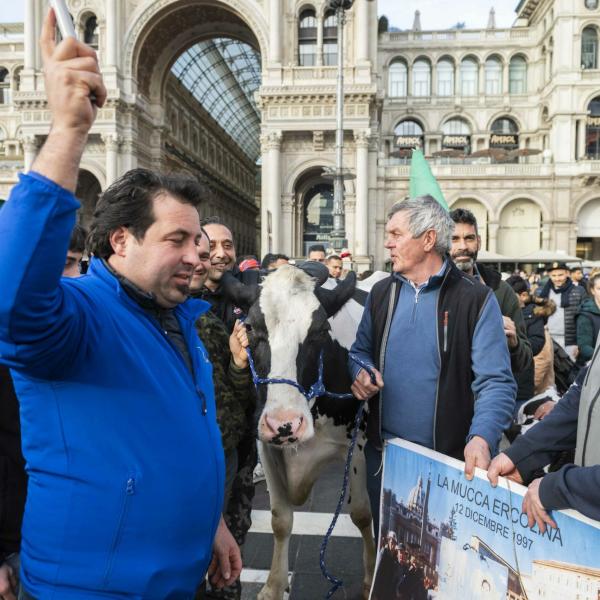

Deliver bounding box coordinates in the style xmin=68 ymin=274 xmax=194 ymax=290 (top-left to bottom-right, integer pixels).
xmin=49 ymin=0 xmax=76 ymax=39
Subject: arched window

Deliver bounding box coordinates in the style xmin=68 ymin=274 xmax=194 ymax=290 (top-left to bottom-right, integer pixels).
xmin=582 ymin=27 xmax=599 ymax=69
xmin=460 ymin=58 xmax=478 ymax=96
xmin=394 ymin=119 xmax=424 ymax=150
xmin=83 ymin=14 xmax=99 ymax=50
xmin=388 ymin=59 xmax=407 ymax=97
xmin=509 ymin=56 xmax=527 ymax=94
xmin=485 ymin=57 xmax=502 ymax=95
xmin=442 ymin=118 xmax=471 ymax=153
xmin=437 ymin=59 xmax=454 ymax=96
xmin=0 ymin=67 xmax=9 ymax=105
xmin=323 ymin=11 xmax=337 ymax=66
xmin=298 ymin=9 xmax=317 ymax=66
xmin=586 ymin=96 xmax=600 ymax=158
xmin=490 ymin=117 xmax=519 ymax=153
xmin=412 ymin=59 xmax=430 ymax=97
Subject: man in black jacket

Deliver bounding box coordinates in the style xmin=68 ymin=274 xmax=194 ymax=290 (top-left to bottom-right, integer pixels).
xmin=536 ymin=262 xmax=586 ymax=361
xmin=449 ymin=208 xmax=533 ymax=406
xmin=196 ymin=217 xmax=257 ymax=600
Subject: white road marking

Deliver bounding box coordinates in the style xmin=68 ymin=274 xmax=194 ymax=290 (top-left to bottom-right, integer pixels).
xmin=249 ymin=509 xmax=362 ymax=538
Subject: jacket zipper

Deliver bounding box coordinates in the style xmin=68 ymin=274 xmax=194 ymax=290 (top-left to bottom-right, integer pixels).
xmin=102 ymin=477 xmax=135 ymax=588
xmin=581 ymin=385 xmax=600 ymax=466
xmin=432 ymin=268 xmax=451 ymax=451
xmin=144 ymin=310 xmax=208 ymax=416
xmin=378 ymin=281 xmax=398 ymax=450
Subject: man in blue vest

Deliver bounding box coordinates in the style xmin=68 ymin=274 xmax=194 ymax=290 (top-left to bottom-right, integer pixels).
xmin=349 ymin=195 xmax=516 ymax=537
xmin=0 ymin=9 xmax=240 ymax=599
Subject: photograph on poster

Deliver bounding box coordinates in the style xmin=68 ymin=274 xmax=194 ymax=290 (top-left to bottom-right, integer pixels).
xmin=370 ymin=439 xmax=600 ymax=600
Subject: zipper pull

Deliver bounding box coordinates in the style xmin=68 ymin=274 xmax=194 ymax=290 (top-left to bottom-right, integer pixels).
xmin=197 ymin=386 xmax=208 ymax=415
xmin=126 ymin=478 xmax=135 ymax=495
xmin=443 ymin=311 xmax=449 ymax=352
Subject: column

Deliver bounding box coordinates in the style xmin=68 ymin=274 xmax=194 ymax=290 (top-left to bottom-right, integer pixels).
xmin=269 ymin=0 xmax=282 ymax=64
xmin=354 ymin=130 xmax=369 ymax=257
xmin=267 ymin=131 xmax=283 ymax=252
xmin=577 ymin=118 xmax=587 ymax=160
xmin=355 ymin=0 xmax=369 ymax=62
xmin=106 ymin=0 xmax=118 ymax=67
xmin=281 ymin=194 xmax=294 ymax=257
xmin=487 ymin=222 xmax=499 ymax=253
xmin=316 ymin=15 xmax=323 ymax=66
xmin=23 ymin=135 xmax=38 ymax=172
xmin=103 ymin=134 xmax=121 ymax=184
xmin=541 ymin=223 xmax=551 ymax=250
xmin=502 ymin=64 xmax=509 ymax=96
xmin=25 ymin=0 xmax=36 ymax=69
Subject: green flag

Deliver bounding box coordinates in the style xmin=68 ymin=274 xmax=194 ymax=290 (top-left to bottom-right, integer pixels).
xmin=409 ymin=149 xmax=449 ymax=211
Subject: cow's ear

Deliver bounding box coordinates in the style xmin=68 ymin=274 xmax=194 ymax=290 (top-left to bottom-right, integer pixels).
xmin=314 ymin=271 xmax=357 ymax=317
xmin=221 ymin=272 xmax=260 ymax=313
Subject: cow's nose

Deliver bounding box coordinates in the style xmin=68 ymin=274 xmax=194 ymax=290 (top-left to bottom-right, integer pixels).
xmin=266 ymin=415 xmax=303 ymax=437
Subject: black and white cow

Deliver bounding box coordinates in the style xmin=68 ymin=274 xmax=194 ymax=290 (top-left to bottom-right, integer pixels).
xmin=222 ymin=264 xmax=378 ymax=600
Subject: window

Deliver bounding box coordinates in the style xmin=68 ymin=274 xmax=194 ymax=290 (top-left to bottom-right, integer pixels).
xmin=83 ymin=15 xmax=99 ymax=50
xmin=394 ymin=119 xmax=424 ymax=151
xmin=412 ymin=59 xmax=431 ymax=97
xmin=586 ymin=96 xmax=600 ymax=158
xmin=460 ymin=58 xmax=478 ymax=96
xmin=509 ymin=55 xmax=527 ymax=94
xmin=323 ymin=11 xmax=337 ymax=66
xmin=585 ymin=0 xmax=599 ymax=9
xmin=442 ymin=118 xmax=471 ymax=152
xmin=0 ymin=68 xmax=9 ymax=105
xmin=437 ymin=59 xmax=454 ymax=96
xmin=389 ymin=60 xmax=407 ymax=97
xmin=298 ymin=9 xmax=317 ymax=66
xmin=485 ymin=57 xmax=502 ymax=95
xmin=582 ymin=27 xmax=598 ymax=69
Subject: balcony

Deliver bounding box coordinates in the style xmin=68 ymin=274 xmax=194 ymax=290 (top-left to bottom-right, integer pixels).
xmin=380 ymin=27 xmax=530 ymax=46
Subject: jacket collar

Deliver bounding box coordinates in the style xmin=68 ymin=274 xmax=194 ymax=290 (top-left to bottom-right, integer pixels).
xmin=88 ymin=257 xmax=210 ymax=322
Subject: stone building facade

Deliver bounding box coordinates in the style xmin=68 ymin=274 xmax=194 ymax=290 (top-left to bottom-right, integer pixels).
xmin=1 ymin=0 xmax=600 ymax=267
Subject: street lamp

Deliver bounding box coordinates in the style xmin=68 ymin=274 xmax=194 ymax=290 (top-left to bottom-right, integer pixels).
xmin=323 ymin=0 xmax=357 ymax=252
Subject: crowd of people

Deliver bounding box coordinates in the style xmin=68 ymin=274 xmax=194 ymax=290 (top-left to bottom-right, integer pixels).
xmin=0 ymin=9 xmax=598 ymax=600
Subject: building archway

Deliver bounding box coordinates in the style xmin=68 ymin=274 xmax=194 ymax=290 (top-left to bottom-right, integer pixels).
xmin=451 ymin=198 xmax=488 ymax=250
xmin=498 ymin=199 xmax=541 ymax=255
xmin=577 ymin=198 xmax=600 ymax=259
xmin=293 ymin=167 xmax=346 ymax=257
xmin=123 ymin=0 xmax=263 ymax=255
xmin=75 ymin=169 xmax=102 ymax=230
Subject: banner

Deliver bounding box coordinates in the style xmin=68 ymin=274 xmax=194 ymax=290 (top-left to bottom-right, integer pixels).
xmin=370 ymin=439 xmax=600 ymax=600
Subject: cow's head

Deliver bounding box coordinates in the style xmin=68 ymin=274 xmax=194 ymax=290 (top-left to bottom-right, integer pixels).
xmin=222 ymin=265 xmax=356 ymax=446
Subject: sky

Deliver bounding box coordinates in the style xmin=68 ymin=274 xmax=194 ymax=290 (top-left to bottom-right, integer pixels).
xmin=0 ymin=1 xmax=519 ymax=29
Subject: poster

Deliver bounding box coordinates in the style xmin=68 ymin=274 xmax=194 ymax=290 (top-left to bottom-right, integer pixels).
xmin=370 ymin=439 xmax=600 ymax=600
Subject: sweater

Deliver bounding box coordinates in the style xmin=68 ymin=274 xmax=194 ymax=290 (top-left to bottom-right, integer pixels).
xmin=0 ymin=172 xmax=225 ymax=599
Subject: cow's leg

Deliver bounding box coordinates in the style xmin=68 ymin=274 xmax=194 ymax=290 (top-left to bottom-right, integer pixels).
xmin=348 ymin=441 xmax=376 ymax=599
xmin=258 ymin=442 xmax=293 ymax=600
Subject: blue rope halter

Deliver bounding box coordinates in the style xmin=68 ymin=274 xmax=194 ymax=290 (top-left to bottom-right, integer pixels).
xmin=246 ymin=342 xmax=376 ymax=598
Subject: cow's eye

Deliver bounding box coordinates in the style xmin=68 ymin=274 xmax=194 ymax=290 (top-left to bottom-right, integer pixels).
xmin=245 ymin=323 xmax=253 ymax=332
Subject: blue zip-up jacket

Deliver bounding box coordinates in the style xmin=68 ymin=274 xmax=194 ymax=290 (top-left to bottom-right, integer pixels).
xmin=0 ymin=173 xmax=225 ymax=599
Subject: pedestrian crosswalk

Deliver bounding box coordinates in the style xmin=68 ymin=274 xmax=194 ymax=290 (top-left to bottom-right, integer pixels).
xmin=240 ymin=460 xmax=368 ymax=599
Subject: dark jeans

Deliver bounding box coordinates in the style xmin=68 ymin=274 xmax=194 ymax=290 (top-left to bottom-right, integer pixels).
xmin=364 ymin=440 xmax=383 ymax=544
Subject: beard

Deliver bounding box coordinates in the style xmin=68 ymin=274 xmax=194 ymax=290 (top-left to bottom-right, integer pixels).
xmin=452 ymin=253 xmax=476 ymax=273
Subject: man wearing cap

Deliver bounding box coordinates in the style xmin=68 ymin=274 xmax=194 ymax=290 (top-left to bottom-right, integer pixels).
xmin=536 ymin=263 xmax=586 ymax=360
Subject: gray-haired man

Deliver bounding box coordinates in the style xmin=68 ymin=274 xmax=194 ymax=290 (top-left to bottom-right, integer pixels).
xmin=349 ymin=195 xmax=516 ymax=536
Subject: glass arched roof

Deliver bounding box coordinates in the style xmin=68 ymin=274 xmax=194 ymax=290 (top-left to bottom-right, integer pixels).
xmin=172 ymin=38 xmax=261 ymax=161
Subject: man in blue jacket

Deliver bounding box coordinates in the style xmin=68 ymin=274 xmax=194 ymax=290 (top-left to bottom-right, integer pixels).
xmin=349 ymin=195 xmax=516 ymax=536
xmin=0 ymin=10 xmax=240 ymax=599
